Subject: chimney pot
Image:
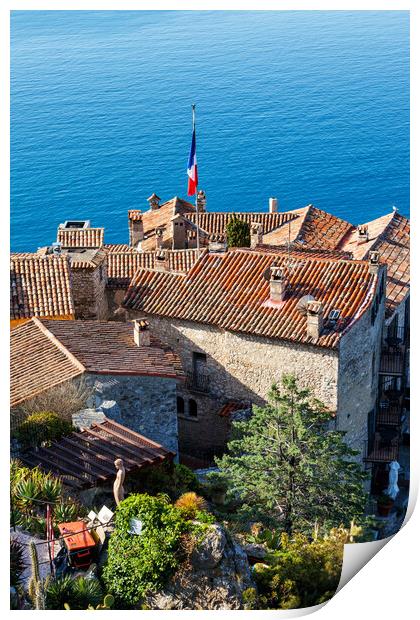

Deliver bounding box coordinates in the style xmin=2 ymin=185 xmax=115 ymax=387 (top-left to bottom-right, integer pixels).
xmin=155 ymin=250 xmax=170 ymax=271
xmin=147 ymin=193 xmax=161 ymax=211
xmin=250 ymin=222 xmax=263 ymax=248
xmin=368 ymin=250 xmax=380 ymax=275
xmin=357 ymin=225 xmax=369 ymax=243
xmin=269 ymin=197 xmax=278 ymax=213
xmin=155 ymin=226 xmax=164 ymax=249
xmin=196 ymin=189 xmax=207 ymax=212
xmin=306 ymin=300 xmax=324 ymax=340
xmin=269 ymin=266 xmax=287 ymax=302
xmin=133 ymin=319 xmax=150 ymax=347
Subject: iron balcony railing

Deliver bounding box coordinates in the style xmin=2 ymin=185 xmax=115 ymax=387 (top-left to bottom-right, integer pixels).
xmin=376 ymin=400 xmax=402 ymax=427
xmin=379 ymin=351 xmax=406 ymax=376
xmin=363 ymin=432 xmax=399 ymax=463
xmin=185 ymin=371 xmax=210 ymax=394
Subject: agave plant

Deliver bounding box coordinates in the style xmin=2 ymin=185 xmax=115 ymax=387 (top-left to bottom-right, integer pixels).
xmin=39 ymin=473 xmax=62 ymax=504
xmin=10 ymin=537 xmax=26 ymax=588
xmin=53 ymin=501 xmax=79 ymax=523
xmin=45 ymin=574 xmax=74 ymax=610
xmin=71 ymin=576 xmax=103 ymax=610
xmin=14 ymin=476 xmax=41 ymax=512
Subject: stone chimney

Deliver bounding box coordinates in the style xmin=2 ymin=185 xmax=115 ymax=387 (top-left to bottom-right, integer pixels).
xmin=306 ymin=300 xmax=324 ymax=340
xmin=196 ymin=189 xmax=207 ymax=212
xmin=133 ymin=319 xmax=151 ymax=347
xmin=269 ymin=197 xmax=278 ymax=213
xmin=171 ymin=214 xmax=187 ymax=250
xmin=250 ymin=222 xmax=263 ymax=248
xmin=269 ymin=266 xmax=288 ymax=303
xmin=368 ymin=250 xmax=380 ymax=275
xmin=128 ymin=211 xmax=144 ymax=247
xmin=357 ymin=224 xmax=369 ymax=244
xmin=155 ymin=226 xmax=164 ymax=250
xmin=147 ymin=193 xmax=161 ymax=211
xmin=155 ymin=250 xmax=170 ymax=272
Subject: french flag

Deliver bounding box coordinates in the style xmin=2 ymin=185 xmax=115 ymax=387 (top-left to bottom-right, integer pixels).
xmin=187 ymin=115 xmax=198 ymax=196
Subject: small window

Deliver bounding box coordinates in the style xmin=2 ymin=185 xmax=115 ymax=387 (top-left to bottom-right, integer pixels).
xmin=188 ymin=399 xmax=198 ymax=418
xmin=177 ymin=396 xmax=185 ymax=415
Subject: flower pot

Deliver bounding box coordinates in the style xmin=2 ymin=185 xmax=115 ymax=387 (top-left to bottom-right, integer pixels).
xmin=377 ymin=502 xmax=393 ymax=517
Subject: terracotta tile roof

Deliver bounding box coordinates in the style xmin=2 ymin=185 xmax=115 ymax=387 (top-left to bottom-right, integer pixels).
xmin=104 ymin=243 xmax=136 ymax=253
xmin=10 ymin=254 xmax=74 ymax=320
xmin=106 ymin=249 xmax=203 ymax=288
xmin=340 ymin=212 xmax=410 ymax=317
xmin=57 ymin=227 xmax=104 ymax=249
xmin=185 ymin=211 xmax=298 ymax=239
xmin=255 ymin=244 xmax=353 ymax=260
xmin=123 ymin=248 xmax=378 ymax=349
xmin=11 ymin=318 xmax=84 ymax=407
xmin=338 ymin=213 xmax=395 ymax=260
xmin=218 ymin=401 xmax=247 ymax=418
xmin=292 ymin=206 xmax=353 ymax=249
xmin=21 ymin=418 xmax=174 ymax=489
xmin=41 ymin=319 xmax=184 ymax=378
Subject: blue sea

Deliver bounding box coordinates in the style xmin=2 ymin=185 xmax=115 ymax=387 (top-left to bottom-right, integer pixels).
xmin=11 ymin=10 xmax=409 ymax=252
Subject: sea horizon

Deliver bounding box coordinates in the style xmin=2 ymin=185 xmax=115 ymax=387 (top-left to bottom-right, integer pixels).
xmin=11 ymin=10 xmax=409 ymax=252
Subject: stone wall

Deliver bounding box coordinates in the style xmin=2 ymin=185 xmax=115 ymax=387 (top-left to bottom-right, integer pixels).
xmin=71 ymin=264 xmax=109 ymax=320
xmin=337 ymin=281 xmax=385 ymax=459
xmin=84 ymin=373 xmax=179 ymax=456
xmin=133 ymin=315 xmax=340 ymax=460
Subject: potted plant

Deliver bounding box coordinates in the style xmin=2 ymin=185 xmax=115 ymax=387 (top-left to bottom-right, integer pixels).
xmin=206 ymin=473 xmax=228 ymax=505
xmin=376 ymin=493 xmax=394 ymax=517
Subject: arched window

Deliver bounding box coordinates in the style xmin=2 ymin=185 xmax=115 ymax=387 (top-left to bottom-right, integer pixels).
xmin=177 ymin=396 xmax=185 ymax=415
xmin=188 ymin=399 xmax=198 ymax=418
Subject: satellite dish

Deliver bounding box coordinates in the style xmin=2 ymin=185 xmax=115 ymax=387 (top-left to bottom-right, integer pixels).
xmin=296 ymin=294 xmax=315 ymax=315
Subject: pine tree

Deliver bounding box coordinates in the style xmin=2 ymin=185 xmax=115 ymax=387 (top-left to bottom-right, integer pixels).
xmin=215 ymin=375 xmax=368 ymax=534
xmin=226 ymin=214 xmax=251 ymax=248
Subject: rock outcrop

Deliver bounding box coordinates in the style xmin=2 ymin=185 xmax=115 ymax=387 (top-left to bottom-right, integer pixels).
xmin=146 ymin=524 xmax=254 ymax=610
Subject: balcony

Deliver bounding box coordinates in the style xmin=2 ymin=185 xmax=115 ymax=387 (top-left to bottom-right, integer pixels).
xmin=379 ymin=351 xmax=406 ymax=376
xmin=364 ymin=430 xmax=399 ymax=463
xmin=376 ymin=399 xmax=402 ymax=427
xmin=185 ymin=371 xmax=210 ymax=394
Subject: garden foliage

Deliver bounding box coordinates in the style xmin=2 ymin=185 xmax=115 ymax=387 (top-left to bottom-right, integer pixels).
xmin=253 ymin=527 xmax=355 ymax=609
xmin=14 ymin=411 xmax=73 ymax=448
xmin=103 ymin=493 xmax=212 ymax=606
xmin=215 ymin=374 xmax=368 ymax=534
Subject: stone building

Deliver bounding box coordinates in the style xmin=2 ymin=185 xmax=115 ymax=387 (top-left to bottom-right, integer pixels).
xmin=10 ymin=317 xmax=184 ymax=455
xmin=122 ymin=246 xmax=386 ymax=465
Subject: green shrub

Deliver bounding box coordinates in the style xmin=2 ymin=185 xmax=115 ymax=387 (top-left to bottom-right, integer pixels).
xmin=102 ymin=494 xmax=189 ymax=606
xmin=226 ymin=214 xmax=251 ymax=248
xmin=173 ymin=464 xmax=200 ymax=495
xmin=127 ymin=463 xmax=199 ymax=499
xmin=14 ymin=412 xmax=73 ymax=448
xmin=253 ymin=528 xmax=350 ymax=609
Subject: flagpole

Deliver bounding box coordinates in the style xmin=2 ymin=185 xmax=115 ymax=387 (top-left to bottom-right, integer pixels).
xmin=192 ymin=104 xmax=200 ymax=254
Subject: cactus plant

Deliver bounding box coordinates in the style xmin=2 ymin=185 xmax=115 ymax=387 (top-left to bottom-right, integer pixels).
xmin=27 ymin=542 xmax=51 ymax=610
